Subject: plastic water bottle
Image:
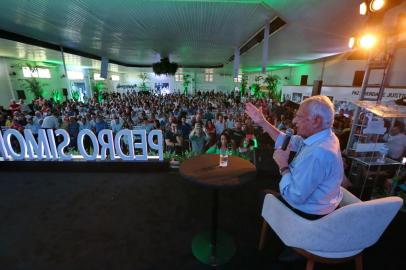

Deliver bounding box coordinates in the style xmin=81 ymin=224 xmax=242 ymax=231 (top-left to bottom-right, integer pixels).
xmin=377 ymin=144 xmax=389 ymax=163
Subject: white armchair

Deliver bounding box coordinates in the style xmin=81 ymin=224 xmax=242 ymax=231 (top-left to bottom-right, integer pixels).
xmin=259 ymin=187 xmax=403 ymax=270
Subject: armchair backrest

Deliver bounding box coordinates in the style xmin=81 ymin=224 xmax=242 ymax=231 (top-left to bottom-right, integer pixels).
xmin=262 ymin=189 xmax=403 ymax=256
xmin=309 ymin=196 xmax=403 ymax=252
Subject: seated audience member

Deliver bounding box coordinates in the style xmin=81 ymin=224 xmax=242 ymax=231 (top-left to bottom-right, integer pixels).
xmin=206 ymin=132 xmax=237 ymax=155
xmin=214 ymin=114 xmax=225 ymax=137
xmin=384 ymin=123 xmax=406 ymax=161
xmin=10 ymin=118 xmax=24 ymax=133
xmin=5 ymin=116 xmax=12 ymax=127
xmin=141 ymin=117 xmax=154 ymax=134
xmin=95 ymin=115 xmax=108 ymax=135
xmin=238 ymin=136 xmax=256 ymax=161
xmin=189 ymin=123 xmax=209 ymax=154
xmin=24 ymin=115 xmax=39 ymax=137
xmin=205 ymin=119 xmax=216 ymax=140
xmin=110 ymin=115 xmax=122 ymax=134
xmin=41 ymin=110 xmax=59 ymax=130
xmin=67 ymin=116 xmax=80 ymax=149
xmin=19 ymin=99 xmax=32 ymax=114
xmin=226 ymin=114 xmax=235 ymax=129
xmin=0 ymin=114 xmax=5 ymax=126
xmin=9 ymin=99 xmax=21 ymax=113
xmin=165 ymin=122 xmax=183 ymax=154
xmin=179 ymin=116 xmax=191 ymax=140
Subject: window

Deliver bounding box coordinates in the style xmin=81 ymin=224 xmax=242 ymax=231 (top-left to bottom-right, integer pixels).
xmin=111 ymin=75 xmax=120 ymax=81
xmin=353 ymin=71 xmax=365 ymax=86
xmin=234 ymin=74 xmax=242 ymax=83
xmin=22 ymin=67 xmax=51 ymax=78
xmin=67 ymin=70 xmax=84 ymax=80
xmin=205 ymin=68 xmax=214 ymax=82
xmin=175 ymin=74 xmax=183 ymax=81
xmin=94 ymin=73 xmax=105 ymax=81
xmin=175 ymin=68 xmax=183 ymax=81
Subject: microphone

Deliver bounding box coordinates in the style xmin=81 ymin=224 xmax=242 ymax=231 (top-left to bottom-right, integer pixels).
xmin=281 ymin=128 xmax=293 ymax=150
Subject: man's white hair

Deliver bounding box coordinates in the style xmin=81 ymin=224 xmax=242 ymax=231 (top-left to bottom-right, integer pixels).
xmin=301 ymin=95 xmax=334 ymax=129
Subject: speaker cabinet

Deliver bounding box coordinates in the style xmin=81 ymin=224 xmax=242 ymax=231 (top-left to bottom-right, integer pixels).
xmin=312 ymin=80 xmax=323 ymax=96
xmin=100 ymin=57 xmax=109 ymax=79
xmin=16 ymin=90 xmax=26 ymax=100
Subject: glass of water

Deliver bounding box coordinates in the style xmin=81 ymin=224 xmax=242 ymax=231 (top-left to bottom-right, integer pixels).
xmin=219 ymin=148 xmax=228 ymax=167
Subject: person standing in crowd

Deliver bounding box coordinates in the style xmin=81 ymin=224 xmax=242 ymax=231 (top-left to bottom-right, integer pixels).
xmin=246 ymin=95 xmax=343 ymax=218
xmin=41 ymin=110 xmax=59 ymax=130
xmin=189 ymin=123 xmax=209 ymax=154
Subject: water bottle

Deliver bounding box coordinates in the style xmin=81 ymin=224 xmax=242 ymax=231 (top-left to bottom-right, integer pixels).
xmin=377 ymin=144 xmax=389 ymax=163
xmin=219 ymin=148 xmax=228 ymax=167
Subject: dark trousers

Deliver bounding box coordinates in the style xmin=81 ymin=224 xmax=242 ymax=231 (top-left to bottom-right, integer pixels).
xmin=261 ymin=189 xmax=327 ymax=220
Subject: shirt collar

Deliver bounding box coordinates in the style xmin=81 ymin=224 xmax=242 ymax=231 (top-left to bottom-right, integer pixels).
xmin=303 ymin=128 xmax=332 ymax=146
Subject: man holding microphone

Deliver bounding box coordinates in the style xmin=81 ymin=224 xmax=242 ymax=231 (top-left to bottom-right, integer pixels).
xmin=246 ymin=95 xmax=344 ymax=220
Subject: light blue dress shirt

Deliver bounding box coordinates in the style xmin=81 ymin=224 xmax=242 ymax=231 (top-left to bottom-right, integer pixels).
xmin=275 ymin=128 xmax=343 ymax=215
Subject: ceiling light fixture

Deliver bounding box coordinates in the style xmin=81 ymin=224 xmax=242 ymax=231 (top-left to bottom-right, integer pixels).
xmin=360 ymin=2 xmax=368 ymax=15
xmin=359 ymin=34 xmax=377 ymax=49
xmin=370 ymin=0 xmax=385 ymax=12
xmin=348 ymin=37 xmax=356 ymax=48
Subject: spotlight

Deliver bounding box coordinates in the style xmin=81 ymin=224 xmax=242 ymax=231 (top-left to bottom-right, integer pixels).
xmin=359 ymin=34 xmax=377 ymax=49
xmin=370 ymin=0 xmax=385 ymax=12
xmin=348 ymin=37 xmax=356 ymax=48
xmin=360 ymin=2 xmax=368 ymax=15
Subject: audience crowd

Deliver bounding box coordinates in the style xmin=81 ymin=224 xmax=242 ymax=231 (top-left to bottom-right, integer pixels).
xmin=1 ymin=91 xmax=404 ymax=176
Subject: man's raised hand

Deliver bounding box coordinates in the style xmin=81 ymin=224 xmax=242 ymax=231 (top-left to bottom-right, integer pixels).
xmin=245 ymin=102 xmax=266 ymax=124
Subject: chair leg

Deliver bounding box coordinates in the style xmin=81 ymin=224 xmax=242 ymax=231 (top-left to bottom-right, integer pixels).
xmin=355 ymin=254 xmax=363 ymax=270
xmin=306 ymin=259 xmax=314 ymax=270
xmin=258 ymin=219 xmax=268 ymax=251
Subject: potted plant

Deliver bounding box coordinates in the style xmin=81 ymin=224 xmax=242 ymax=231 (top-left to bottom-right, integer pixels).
xmin=264 ymin=74 xmax=281 ymax=100
xmin=183 ymin=74 xmax=191 ymax=95
xmin=241 ymin=73 xmax=248 ymax=96
xmin=250 ymin=75 xmax=263 ymax=97
xmin=139 ymin=72 xmax=149 ymax=92
xmin=52 ymin=90 xmax=63 ymax=104
xmin=92 ymin=81 xmax=105 ymax=102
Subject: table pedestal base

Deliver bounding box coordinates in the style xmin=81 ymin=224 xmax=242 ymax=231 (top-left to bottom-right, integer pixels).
xmin=192 ymin=230 xmax=235 ymax=266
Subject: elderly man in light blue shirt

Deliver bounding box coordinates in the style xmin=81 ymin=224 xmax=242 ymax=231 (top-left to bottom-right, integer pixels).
xmin=246 ymin=95 xmax=343 ymax=217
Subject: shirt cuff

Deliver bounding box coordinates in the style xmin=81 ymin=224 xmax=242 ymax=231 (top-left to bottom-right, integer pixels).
xmin=275 ymin=133 xmax=285 ymax=149
xmin=279 ymin=171 xmax=291 ymax=194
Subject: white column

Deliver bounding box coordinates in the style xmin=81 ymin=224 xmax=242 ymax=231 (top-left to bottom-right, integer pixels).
xmin=234 ymin=48 xmax=240 ymax=79
xmin=262 ymin=20 xmax=270 ymax=74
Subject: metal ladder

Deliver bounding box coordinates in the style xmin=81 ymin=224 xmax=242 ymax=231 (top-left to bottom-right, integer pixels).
xmin=345 ymin=50 xmax=394 ymax=154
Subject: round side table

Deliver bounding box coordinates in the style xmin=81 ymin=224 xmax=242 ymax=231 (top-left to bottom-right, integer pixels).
xmin=180 ymin=154 xmax=256 ymax=266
